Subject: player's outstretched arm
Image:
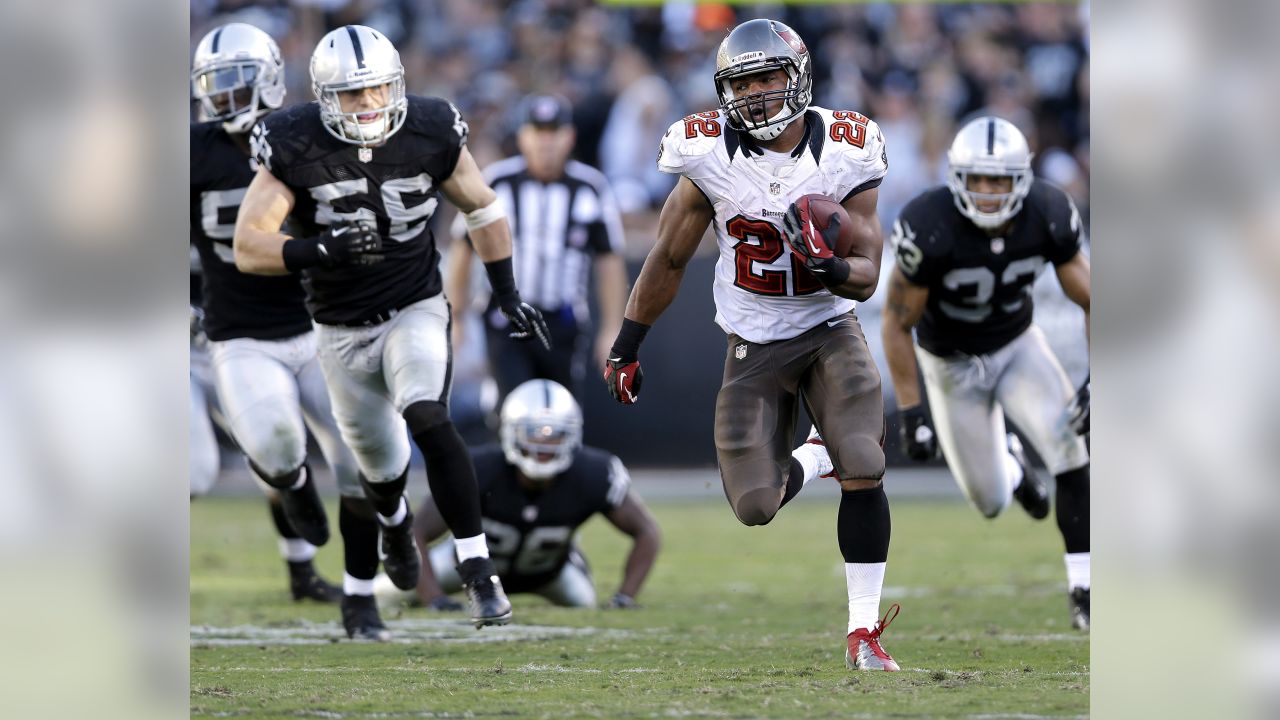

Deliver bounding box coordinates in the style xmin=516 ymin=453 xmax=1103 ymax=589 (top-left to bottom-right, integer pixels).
xmin=411 ymin=496 xmax=455 ymax=607
xmin=882 ymin=266 xmax=939 ymax=460
xmin=603 ymin=177 xmax=712 ymax=404
xmin=233 ymin=166 xmax=297 ymax=276
xmin=1056 ymin=250 xmax=1091 ymax=349
xmin=881 ymin=266 xmax=929 ymax=410
xmin=441 ymin=146 xmax=551 ymax=349
xmin=602 ymin=490 xmax=662 ymax=607
xmin=627 ymin=177 xmax=714 ymax=325
xmin=830 ymin=186 xmax=885 ymax=301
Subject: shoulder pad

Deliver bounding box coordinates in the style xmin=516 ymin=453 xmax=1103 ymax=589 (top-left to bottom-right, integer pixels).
xmin=812 ymin=108 xmax=889 ymax=197
xmin=404 ymin=95 xmax=470 ymax=146
xmin=657 ymin=110 xmax=726 ymax=176
xmin=891 ymin=188 xmax=954 ymax=280
xmin=252 ymin=104 xmax=319 ymax=174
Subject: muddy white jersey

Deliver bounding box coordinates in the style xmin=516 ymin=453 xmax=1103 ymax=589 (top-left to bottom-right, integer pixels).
xmin=657 ymin=107 xmax=888 ymax=343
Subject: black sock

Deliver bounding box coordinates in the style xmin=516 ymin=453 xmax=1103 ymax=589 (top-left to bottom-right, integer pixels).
xmin=779 ymin=458 xmax=806 ymax=510
xmin=339 ymin=497 xmax=380 ymax=582
xmin=412 ymin=423 xmax=483 ymax=539
xmin=1054 ymin=464 xmax=1090 ymax=554
xmin=267 ymin=496 xmax=300 ymax=540
xmin=838 ymin=484 xmax=891 ymax=563
xmin=360 ymin=470 xmax=408 ymax=519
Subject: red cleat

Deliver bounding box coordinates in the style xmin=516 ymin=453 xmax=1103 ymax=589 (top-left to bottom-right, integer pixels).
xmin=845 ymin=604 xmax=901 ymax=671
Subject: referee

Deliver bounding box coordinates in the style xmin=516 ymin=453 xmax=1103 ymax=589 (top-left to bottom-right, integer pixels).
xmin=446 ymin=94 xmax=627 ymax=401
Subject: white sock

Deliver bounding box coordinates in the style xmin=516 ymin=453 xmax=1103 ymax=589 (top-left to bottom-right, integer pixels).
xmin=845 ymin=562 xmax=887 ymax=634
xmin=454 ymin=533 xmax=490 ymax=562
xmin=343 ymin=573 xmax=375 ymax=596
xmin=791 ymin=445 xmax=819 ymax=487
xmin=289 ymin=465 xmax=308 ymax=491
xmin=1003 ymin=449 xmax=1024 ymax=489
xmin=377 ymin=496 xmax=408 ymax=527
xmin=279 ymin=538 xmax=316 ymax=562
xmin=1065 ymin=552 xmax=1091 ymax=590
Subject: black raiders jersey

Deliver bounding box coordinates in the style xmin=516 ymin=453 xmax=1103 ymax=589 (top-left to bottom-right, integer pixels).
xmin=251 ymin=96 xmax=468 ymax=325
xmin=892 ymin=180 xmax=1084 ymax=356
xmin=190 ymin=121 xmax=312 ymax=341
xmin=471 ymin=444 xmax=630 ymax=592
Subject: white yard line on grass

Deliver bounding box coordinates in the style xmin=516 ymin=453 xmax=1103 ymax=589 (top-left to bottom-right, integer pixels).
xmin=191 ymin=619 xmax=632 ymax=647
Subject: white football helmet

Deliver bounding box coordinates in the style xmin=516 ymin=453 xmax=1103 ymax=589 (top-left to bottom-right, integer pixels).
xmin=310 ymin=25 xmax=407 ymax=147
xmin=500 ymin=380 xmax=583 ymax=481
xmin=191 ymin=23 xmax=285 ymax=135
xmin=714 ymin=19 xmax=813 ymax=142
xmin=946 ymin=117 xmax=1035 ymax=230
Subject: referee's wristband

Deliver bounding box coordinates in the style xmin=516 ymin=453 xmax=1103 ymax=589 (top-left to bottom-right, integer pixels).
xmin=483 ymin=256 xmax=519 ymax=305
xmin=282 ymin=237 xmax=322 ymax=272
xmin=609 ymin=318 xmax=651 ymax=363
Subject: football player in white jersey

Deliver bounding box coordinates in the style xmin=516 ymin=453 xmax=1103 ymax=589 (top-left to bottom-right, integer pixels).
xmin=603 ymin=19 xmax=900 ymax=671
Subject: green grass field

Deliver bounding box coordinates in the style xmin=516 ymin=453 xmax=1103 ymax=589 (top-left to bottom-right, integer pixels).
xmin=192 ymin=494 xmax=1088 ymax=719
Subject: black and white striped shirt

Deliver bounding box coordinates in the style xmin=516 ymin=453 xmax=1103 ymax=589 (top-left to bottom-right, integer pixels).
xmin=455 ymin=157 xmax=624 ymax=320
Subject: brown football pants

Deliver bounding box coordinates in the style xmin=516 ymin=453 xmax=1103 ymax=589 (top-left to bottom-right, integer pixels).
xmin=714 ymin=312 xmax=885 ymax=526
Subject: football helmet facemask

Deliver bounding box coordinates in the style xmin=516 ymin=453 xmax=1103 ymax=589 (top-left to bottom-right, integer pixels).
xmin=946 ymin=116 xmax=1035 ymax=230
xmin=500 ymin=380 xmax=583 ymax=482
xmin=191 ymin=23 xmax=285 ymax=135
xmin=310 ymin=25 xmax=407 ymax=147
xmin=714 ymin=19 xmax=813 ymax=142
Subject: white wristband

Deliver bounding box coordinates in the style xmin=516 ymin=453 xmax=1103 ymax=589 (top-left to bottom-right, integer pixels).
xmin=463 ymin=199 xmax=506 ymax=231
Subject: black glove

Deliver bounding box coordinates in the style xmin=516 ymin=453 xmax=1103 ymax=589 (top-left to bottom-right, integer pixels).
xmin=484 ymin=256 xmax=551 ymax=349
xmin=605 ymin=592 xmax=637 ymax=609
xmin=426 ymin=595 xmax=464 ymax=612
xmin=317 ymin=219 xmax=383 ymax=268
xmin=1066 ymin=375 xmax=1090 ymax=436
xmin=603 ymin=319 xmax=649 ymax=405
xmin=498 ymin=298 xmax=552 ymax=350
xmin=782 ymin=201 xmax=850 ymax=287
xmin=282 ymin=219 xmax=384 ymax=271
xmin=898 ymin=405 xmax=939 ymax=462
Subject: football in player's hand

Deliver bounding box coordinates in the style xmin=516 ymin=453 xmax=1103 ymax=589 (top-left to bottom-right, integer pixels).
xmin=794 ymin=194 xmax=854 ymax=258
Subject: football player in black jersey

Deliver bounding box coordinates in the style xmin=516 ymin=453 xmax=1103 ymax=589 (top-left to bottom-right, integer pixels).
xmin=234 ymin=26 xmax=551 ymax=630
xmin=881 ymin=117 xmax=1091 ymax=630
xmin=192 ymin=23 xmax=389 ymax=621
xmin=372 ymin=380 xmax=660 ymax=613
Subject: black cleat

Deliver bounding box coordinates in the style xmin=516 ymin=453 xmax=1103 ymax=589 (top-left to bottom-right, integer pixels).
xmin=1069 ymin=587 xmax=1090 ymax=632
xmin=379 ymin=510 xmax=420 ymax=590
xmin=280 ymin=470 xmax=330 ymax=546
xmin=1008 ymin=434 xmax=1050 ymax=520
xmin=288 ymin=560 xmax=342 ymax=603
xmin=341 ymin=593 xmax=391 ymax=642
xmin=457 ymin=557 xmax=513 ymax=629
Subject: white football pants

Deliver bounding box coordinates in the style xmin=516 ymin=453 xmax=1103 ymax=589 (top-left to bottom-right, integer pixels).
xmin=429 ymin=537 xmax=598 ymax=608
xmin=208 ymin=331 xmax=363 ymax=497
xmin=917 ymin=325 xmax=1089 ymax=518
xmin=314 ymin=295 xmax=453 ymax=483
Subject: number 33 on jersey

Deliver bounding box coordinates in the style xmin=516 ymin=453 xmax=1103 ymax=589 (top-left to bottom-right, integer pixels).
xmin=657 ymin=108 xmax=887 ymax=344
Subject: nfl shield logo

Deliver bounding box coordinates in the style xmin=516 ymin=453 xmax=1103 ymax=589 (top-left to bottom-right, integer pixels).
xmin=522 ymin=505 xmax=538 ymax=522
xmin=735 ymin=343 xmax=748 ymax=360
xmin=769 ymin=181 xmax=782 ymax=196
xmin=358 ymin=147 xmax=373 ymax=163
xmin=991 ymin=237 xmax=1005 ymax=254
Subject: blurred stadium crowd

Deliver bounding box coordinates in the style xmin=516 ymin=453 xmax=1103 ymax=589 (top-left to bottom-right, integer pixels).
xmin=191 ymin=0 xmax=1090 ymax=241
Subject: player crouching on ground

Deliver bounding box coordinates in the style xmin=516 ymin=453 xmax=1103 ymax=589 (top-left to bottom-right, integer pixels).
xmin=374 ymin=380 xmax=660 ymax=614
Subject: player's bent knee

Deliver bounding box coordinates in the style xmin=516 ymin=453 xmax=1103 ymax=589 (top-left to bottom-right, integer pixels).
xmin=837 ymin=435 xmax=886 ymax=482
xmin=403 ymin=400 xmax=452 ymax=436
xmin=732 ymin=487 xmax=782 ymax=526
